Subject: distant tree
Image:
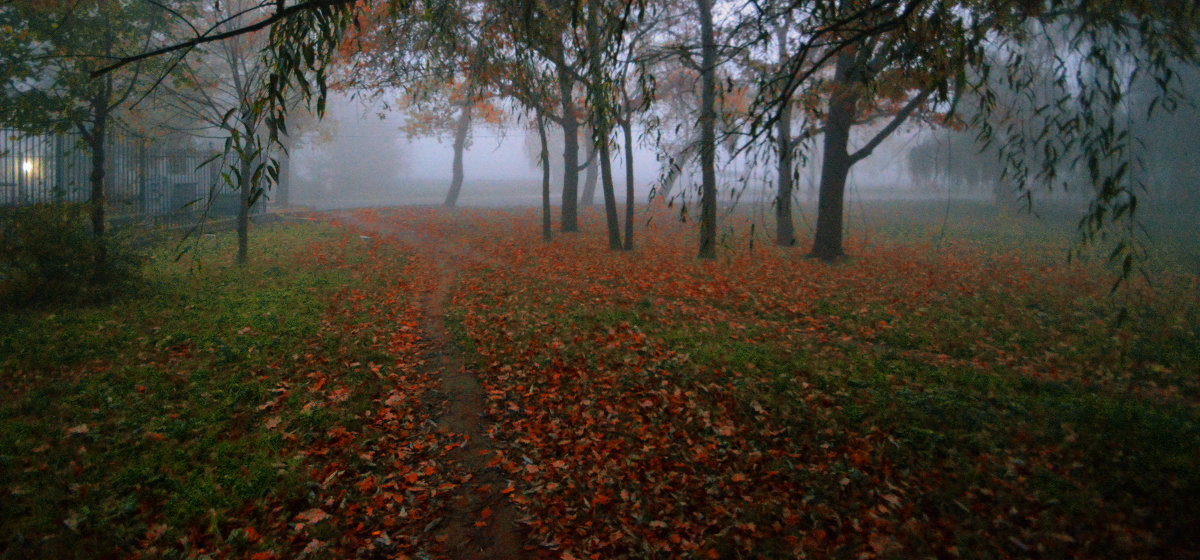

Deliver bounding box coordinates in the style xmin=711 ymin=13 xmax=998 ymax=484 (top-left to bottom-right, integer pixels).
xmin=346 ymin=0 xmax=507 ymax=208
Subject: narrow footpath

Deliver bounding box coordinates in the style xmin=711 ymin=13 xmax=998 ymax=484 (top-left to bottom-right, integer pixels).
xmin=340 ymin=210 xmax=527 ymax=559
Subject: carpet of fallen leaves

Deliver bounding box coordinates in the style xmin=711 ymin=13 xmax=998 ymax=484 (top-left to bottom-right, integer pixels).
xmin=5 ymin=205 xmax=1198 ymax=560
xmin=234 ymin=220 xmax=505 ymax=559
xmin=348 ymin=205 xmax=1199 ymax=559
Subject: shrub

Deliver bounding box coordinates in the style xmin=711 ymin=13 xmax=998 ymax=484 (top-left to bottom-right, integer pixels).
xmin=0 ymin=203 xmax=143 ymax=309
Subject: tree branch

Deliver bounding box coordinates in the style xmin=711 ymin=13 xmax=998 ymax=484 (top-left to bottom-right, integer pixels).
xmin=848 ymin=86 xmax=933 ymax=165
xmin=91 ymin=0 xmax=355 ymax=77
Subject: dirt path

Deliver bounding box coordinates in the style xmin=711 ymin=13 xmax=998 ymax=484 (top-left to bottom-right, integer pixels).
xmin=336 ymin=211 xmax=527 ymax=559
xmin=420 ymin=254 xmax=525 ymax=559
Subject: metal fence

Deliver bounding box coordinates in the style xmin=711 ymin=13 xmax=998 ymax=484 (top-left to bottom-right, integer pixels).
xmin=1 ymin=128 xmax=262 ymax=222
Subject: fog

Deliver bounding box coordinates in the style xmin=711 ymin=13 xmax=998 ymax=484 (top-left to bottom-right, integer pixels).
xmin=287 ymin=95 xmax=664 ymax=209
xmin=281 ymin=81 xmax=1197 ymax=265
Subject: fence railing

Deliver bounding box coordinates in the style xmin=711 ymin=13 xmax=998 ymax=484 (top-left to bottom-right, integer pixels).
xmin=1 ymin=128 xmax=263 ymax=222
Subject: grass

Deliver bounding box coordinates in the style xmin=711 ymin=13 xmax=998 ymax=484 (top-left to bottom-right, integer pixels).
xmin=444 ymin=203 xmax=1200 ymax=558
xmin=3 ymin=201 xmax=1198 ymax=559
xmin=0 ymin=221 xmax=397 ymax=559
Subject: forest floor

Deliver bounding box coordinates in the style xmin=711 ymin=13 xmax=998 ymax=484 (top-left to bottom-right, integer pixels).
xmin=2 ymin=203 xmax=1199 ymax=559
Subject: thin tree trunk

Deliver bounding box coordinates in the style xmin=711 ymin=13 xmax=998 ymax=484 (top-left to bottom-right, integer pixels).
xmin=445 ymin=103 xmax=472 ymax=207
xmin=697 ymin=0 xmax=717 ymax=259
xmin=85 ymin=114 xmax=108 ymax=279
xmin=86 ymin=33 xmax=114 ymax=279
xmin=537 ymin=111 xmax=552 ymax=242
xmin=774 ymin=18 xmax=796 ymax=247
xmin=588 ymin=0 xmax=621 ymax=250
xmin=776 ymin=98 xmax=796 ymax=246
xmin=278 ymin=146 xmax=291 ymax=207
xmin=237 ymin=137 xmax=251 ymax=265
xmin=811 ymin=52 xmax=859 ymax=261
xmin=86 ymin=119 xmax=107 ymax=241
xmin=622 ymin=115 xmax=635 ymax=251
xmin=236 ymin=107 xmax=258 ymax=265
xmin=277 ymin=125 xmax=292 ymax=207
xmin=599 ymin=131 xmax=622 ymax=249
xmin=557 ymin=60 xmax=580 ymax=232
xmin=581 ymin=135 xmax=598 ymax=205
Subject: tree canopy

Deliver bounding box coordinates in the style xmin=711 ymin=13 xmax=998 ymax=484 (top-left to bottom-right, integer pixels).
xmin=43 ymin=0 xmax=1200 ymax=274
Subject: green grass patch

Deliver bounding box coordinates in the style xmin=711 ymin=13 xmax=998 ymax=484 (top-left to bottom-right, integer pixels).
xmin=0 ymin=221 xmax=391 ymax=559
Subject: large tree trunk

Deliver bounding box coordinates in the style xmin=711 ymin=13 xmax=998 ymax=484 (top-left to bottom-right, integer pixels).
xmin=697 ymin=0 xmax=717 ymax=259
xmin=445 ymin=103 xmax=473 ymax=207
xmin=537 ymin=111 xmax=552 ymax=242
xmin=622 ymin=115 xmax=635 ymax=251
xmin=557 ymin=60 xmax=580 ymax=232
xmin=580 ymin=135 xmax=598 ymax=205
xmin=775 ymin=98 xmax=796 ymax=246
xmin=811 ymin=52 xmax=860 ymax=261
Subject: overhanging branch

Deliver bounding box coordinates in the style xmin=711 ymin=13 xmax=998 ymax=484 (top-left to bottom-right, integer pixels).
xmin=91 ymin=0 xmax=355 ymax=78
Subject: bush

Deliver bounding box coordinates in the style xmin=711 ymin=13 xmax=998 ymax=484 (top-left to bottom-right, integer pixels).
xmin=0 ymin=203 xmax=143 ymax=309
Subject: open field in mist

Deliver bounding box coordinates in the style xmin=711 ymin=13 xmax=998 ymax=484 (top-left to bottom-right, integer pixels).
xmin=2 ymin=203 xmax=1197 ymax=559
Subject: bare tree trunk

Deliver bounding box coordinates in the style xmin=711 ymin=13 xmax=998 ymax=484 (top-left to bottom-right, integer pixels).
xmin=580 ymin=135 xmax=598 ymax=205
xmin=557 ymin=59 xmax=580 ymax=232
xmin=776 ymin=98 xmax=796 ymax=246
xmin=697 ymin=0 xmax=717 ymax=259
xmin=774 ymin=19 xmax=796 ymax=247
xmin=599 ymin=132 xmax=622 ymax=250
xmin=85 ymin=113 xmax=108 ymax=278
xmin=236 ymin=107 xmax=256 ymax=265
xmin=277 ymin=127 xmax=292 ymax=207
xmin=86 ymin=118 xmax=107 ymax=242
xmin=445 ymin=103 xmax=472 ymax=207
xmin=237 ymin=141 xmax=251 ymax=265
xmin=588 ymin=0 xmax=621 ymax=250
xmin=811 ymin=52 xmax=859 ymax=261
xmin=537 ymin=111 xmax=552 ymax=242
xmin=622 ymin=115 xmax=635 ymax=251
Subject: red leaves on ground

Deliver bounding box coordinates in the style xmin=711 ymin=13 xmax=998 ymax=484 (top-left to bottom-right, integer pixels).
xmin=337 ymin=206 xmax=1199 ymax=559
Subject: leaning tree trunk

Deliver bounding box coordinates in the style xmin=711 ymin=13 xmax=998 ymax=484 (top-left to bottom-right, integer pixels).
xmin=580 ymin=136 xmax=599 ymax=205
xmin=445 ymin=103 xmax=473 ymax=207
xmin=622 ymin=115 xmax=635 ymax=251
xmin=537 ymin=111 xmax=552 ymax=242
xmin=811 ymin=52 xmax=859 ymax=261
xmin=558 ymin=61 xmax=580 ymax=232
xmin=776 ymin=97 xmax=796 ymax=246
xmin=697 ymin=0 xmax=718 ymax=259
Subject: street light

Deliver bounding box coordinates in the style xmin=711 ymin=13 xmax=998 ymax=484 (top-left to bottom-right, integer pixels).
xmin=21 ymin=159 xmax=34 ymax=174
